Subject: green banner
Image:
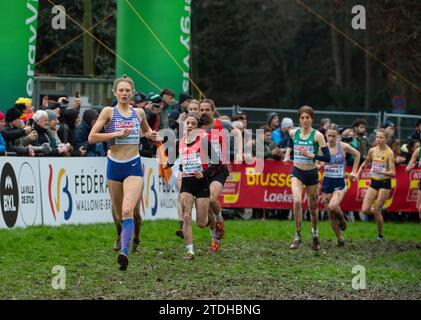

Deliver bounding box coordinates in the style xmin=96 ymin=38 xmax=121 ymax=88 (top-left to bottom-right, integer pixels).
xmin=116 ymin=0 xmax=191 ymax=97
xmin=0 ymin=1 xmax=39 ymax=112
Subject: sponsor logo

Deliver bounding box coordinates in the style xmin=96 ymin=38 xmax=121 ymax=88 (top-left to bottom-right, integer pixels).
xmin=141 ymin=163 xmax=158 ymax=216
xmin=19 ymin=162 xmax=38 ymax=227
xmin=48 ymin=164 xmax=73 ymax=221
xmin=0 ymin=163 xmax=19 ymax=228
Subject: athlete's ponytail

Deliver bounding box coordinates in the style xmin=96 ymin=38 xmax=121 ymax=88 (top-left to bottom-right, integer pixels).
xmin=199 ymin=113 xmax=214 ymax=127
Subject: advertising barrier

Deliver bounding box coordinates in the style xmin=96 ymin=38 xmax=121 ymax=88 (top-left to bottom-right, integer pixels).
xmin=1 ymin=158 xmax=419 ymax=229
xmin=219 ymin=161 xmax=420 ymax=212
xmin=0 ymin=158 xmax=43 ymax=228
xmin=0 ymin=157 xmax=179 ymax=229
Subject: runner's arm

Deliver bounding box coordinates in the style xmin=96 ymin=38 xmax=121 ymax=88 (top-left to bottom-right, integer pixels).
xmin=406 ymin=147 xmax=419 ymax=173
xmin=88 ymin=107 xmax=124 ymax=144
xmin=342 ymin=142 xmax=361 ymax=175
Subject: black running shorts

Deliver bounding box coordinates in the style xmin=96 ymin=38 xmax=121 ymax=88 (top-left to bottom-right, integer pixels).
xmin=180 ymin=176 xmax=210 ymax=198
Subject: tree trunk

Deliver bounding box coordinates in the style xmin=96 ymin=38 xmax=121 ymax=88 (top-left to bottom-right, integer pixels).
xmin=344 ymin=9 xmax=352 ymax=107
xmin=83 ymin=0 xmax=94 ymax=76
xmin=364 ymin=10 xmax=372 ymax=112
xmin=330 ymin=6 xmax=344 ymax=105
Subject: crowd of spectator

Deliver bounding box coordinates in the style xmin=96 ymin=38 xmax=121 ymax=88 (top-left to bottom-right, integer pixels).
xmin=1 ymin=90 xmax=420 ymax=168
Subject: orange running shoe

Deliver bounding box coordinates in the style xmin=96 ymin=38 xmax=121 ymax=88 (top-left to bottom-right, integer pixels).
xmin=215 ymin=218 xmax=225 ymax=240
xmin=208 ymin=240 xmax=221 ymax=253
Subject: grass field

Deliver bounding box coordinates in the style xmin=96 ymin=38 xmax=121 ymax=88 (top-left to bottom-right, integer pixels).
xmin=0 ymin=219 xmax=420 ymax=300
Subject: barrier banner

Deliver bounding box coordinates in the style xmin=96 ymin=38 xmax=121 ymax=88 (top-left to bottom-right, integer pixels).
xmin=39 ymin=158 xmax=112 ymax=225
xmin=0 ymin=158 xmax=42 ymax=229
xmin=141 ymin=157 xmax=179 ymax=220
xmin=39 ymin=157 xmax=179 ymax=226
xmin=219 ymin=161 xmax=420 ymax=212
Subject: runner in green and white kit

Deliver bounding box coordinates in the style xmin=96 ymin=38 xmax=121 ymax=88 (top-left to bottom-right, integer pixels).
xmin=284 ymin=106 xmax=331 ymax=251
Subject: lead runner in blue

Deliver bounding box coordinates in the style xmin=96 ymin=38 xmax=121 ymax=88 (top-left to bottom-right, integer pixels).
xmin=283 ymin=106 xmax=331 ymax=251
xmin=89 ymin=75 xmax=162 ymax=271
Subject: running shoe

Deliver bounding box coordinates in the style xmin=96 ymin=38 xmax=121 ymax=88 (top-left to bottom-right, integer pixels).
xmin=132 ymin=239 xmax=140 ymax=253
xmin=175 ymin=229 xmax=184 ymax=239
xmin=337 ymin=239 xmax=345 ymax=247
xmin=184 ymin=251 xmax=194 ymax=260
xmin=208 ymin=240 xmax=221 ymax=253
xmin=376 ymin=235 xmax=384 ymax=241
xmin=289 ymin=237 xmax=301 ymax=249
xmin=215 ymin=218 xmax=225 ymax=240
xmin=338 ymin=214 xmax=347 ymax=231
xmin=117 ymin=253 xmax=129 ymax=271
xmin=113 ymin=236 xmax=121 ymax=251
xmin=312 ymin=236 xmax=321 ymax=251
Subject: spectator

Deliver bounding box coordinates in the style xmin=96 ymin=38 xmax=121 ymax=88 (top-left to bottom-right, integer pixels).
xmin=45 ymin=110 xmax=62 ymax=146
xmin=407 ymin=119 xmax=421 ymax=143
xmin=0 ymin=112 xmax=6 ymax=155
xmin=401 ymin=139 xmax=420 ymax=164
xmin=74 ymin=109 xmax=104 ymax=157
xmin=46 ymin=100 xmax=61 ymax=118
xmin=317 ymin=118 xmax=331 ymax=138
xmin=279 ymin=117 xmax=294 ymax=149
xmin=58 ymin=108 xmax=83 ymax=156
xmin=15 ymin=97 xmax=34 ymax=122
xmin=177 ymin=99 xmax=200 ymax=125
xmin=384 ymin=120 xmax=405 ymax=164
xmin=132 ymin=91 xmax=149 ymax=109
xmin=3 ymin=107 xmax=35 ymax=156
xmin=231 ymin=112 xmax=248 ymax=130
xmin=169 ymin=92 xmax=191 ymax=132
xmin=256 ymin=126 xmax=283 ymax=160
xmin=351 ymin=118 xmax=371 ymax=164
xmin=341 ymin=128 xmax=356 ymax=165
xmin=159 ymin=88 xmax=176 ymax=129
xmin=266 ymin=112 xmax=280 ymax=144
xmin=146 ymin=92 xmax=161 ymax=131
xmin=32 ymin=110 xmax=69 ymax=157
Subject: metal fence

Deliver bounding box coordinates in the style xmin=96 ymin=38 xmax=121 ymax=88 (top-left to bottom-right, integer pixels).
xmin=33 ymin=76 xmax=114 ymax=109
xmin=32 ymin=77 xmax=419 ymax=141
xmin=383 ymin=113 xmax=421 ymax=142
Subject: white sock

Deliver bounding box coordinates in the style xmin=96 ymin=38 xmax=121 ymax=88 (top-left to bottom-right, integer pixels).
xmin=295 ymin=232 xmax=302 ymax=239
xmin=312 ymin=228 xmax=318 ymax=238
xmin=186 ymin=244 xmax=193 ymax=253
xmin=210 ymin=229 xmax=217 ymax=240
xmin=215 ymin=212 xmax=222 ymax=220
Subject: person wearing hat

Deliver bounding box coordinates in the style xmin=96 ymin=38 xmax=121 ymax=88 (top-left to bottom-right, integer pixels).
xmin=159 ymin=88 xmax=177 ymax=129
xmin=74 ymin=109 xmax=105 ymax=157
xmin=383 ymin=120 xmax=405 ymax=164
xmin=2 ymin=107 xmax=35 ymax=156
xmin=169 ymin=92 xmax=191 ymax=133
xmin=407 ymin=119 xmax=421 ymax=144
xmin=15 ymin=97 xmax=34 ymax=122
xmin=0 ymin=111 xmax=6 ymax=155
xmin=145 ymin=92 xmax=161 ymax=132
xmin=46 ymin=100 xmax=62 ymax=118
xmin=279 ymin=117 xmax=294 ymax=149
xmin=266 ymin=112 xmax=280 ymax=143
xmin=45 ymin=109 xmax=62 ymax=146
xmin=132 ymin=91 xmax=150 ymax=109
xmin=58 ymin=108 xmax=85 ymax=156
